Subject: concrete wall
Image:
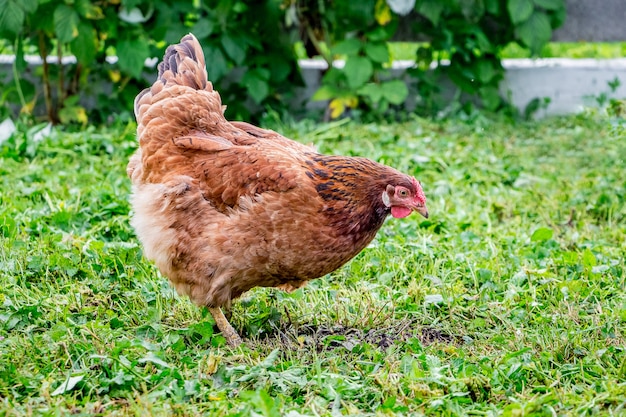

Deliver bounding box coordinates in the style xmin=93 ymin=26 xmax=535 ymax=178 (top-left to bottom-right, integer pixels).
xmin=395 ymin=0 xmax=626 ymax=42
xmin=501 ymin=58 xmax=626 ymax=115
xmin=552 ymin=0 xmax=626 ymax=41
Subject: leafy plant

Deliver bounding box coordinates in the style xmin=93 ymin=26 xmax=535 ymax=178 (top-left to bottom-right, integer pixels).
xmin=0 ymin=0 xmax=568 ymax=123
xmin=0 ymin=0 xmax=301 ymax=124
xmin=408 ymin=0 xmax=566 ymax=115
xmin=296 ymin=0 xmax=409 ymax=119
xmin=294 ymin=0 xmax=565 ymax=118
xmin=317 ymin=32 xmax=409 ymax=118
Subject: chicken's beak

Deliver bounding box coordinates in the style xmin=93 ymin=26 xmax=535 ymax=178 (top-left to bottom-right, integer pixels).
xmin=414 ymin=205 xmax=429 ymax=219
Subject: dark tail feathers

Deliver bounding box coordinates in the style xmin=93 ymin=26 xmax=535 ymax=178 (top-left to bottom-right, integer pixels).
xmin=157 ymin=33 xmax=209 ymax=91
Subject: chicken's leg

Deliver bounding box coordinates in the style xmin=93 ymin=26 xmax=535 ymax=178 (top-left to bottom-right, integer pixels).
xmin=208 ymin=307 xmax=242 ymax=347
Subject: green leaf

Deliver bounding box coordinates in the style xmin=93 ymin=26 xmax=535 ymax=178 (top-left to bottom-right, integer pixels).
xmin=311 ymin=85 xmax=339 ymax=101
xmin=14 ymin=34 xmax=26 ymax=72
xmin=381 ymin=79 xmax=408 ymax=105
xmin=524 ymin=97 xmax=550 ymax=119
xmin=461 ymin=0 xmax=485 ymax=21
xmin=117 ymin=38 xmax=150 ymax=78
xmin=121 ymin=0 xmax=142 ymax=8
xmin=21 ymin=0 xmax=37 ymax=13
xmin=473 ymin=28 xmax=494 ymax=53
xmin=447 ymin=64 xmax=479 ymax=94
xmin=343 ymin=56 xmax=373 ymax=89
xmin=0 ymin=0 xmax=25 ymax=35
xmin=507 ymin=0 xmax=534 ymax=24
xmin=334 ymin=1 xmax=376 ymax=32
xmin=204 ymin=47 xmax=227 ymax=80
xmin=74 ymin=0 xmax=90 ymax=18
xmin=479 ymin=86 xmax=501 ymax=110
xmin=75 ymin=0 xmax=104 ymax=19
xmin=418 ymin=0 xmax=444 ymax=26
xmin=189 ymin=321 xmax=214 ymax=344
xmin=582 ymin=249 xmax=596 ymax=268
xmin=192 ymin=19 xmax=214 ymax=39
xmin=70 ymin=21 xmax=97 ymax=66
xmin=58 ymin=96 xmax=88 ymax=124
xmin=331 ymin=39 xmax=362 ymax=56
xmin=138 ymin=352 xmax=171 ymax=368
xmin=266 ymin=55 xmax=291 ymax=82
xmin=242 ymin=69 xmax=270 ymax=104
xmin=549 ymin=5 xmax=566 ymax=28
xmin=530 ymin=227 xmax=553 ymax=242
xmin=475 ymin=60 xmax=496 ymax=83
xmin=30 ymin=2 xmax=55 ymax=32
xmin=533 ymin=0 xmax=563 ymax=10
xmin=358 ymin=83 xmax=384 ymax=103
xmin=484 ymin=0 xmax=500 ymax=14
xmin=260 ymin=349 xmax=281 ymax=368
xmin=109 ymin=317 xmax=125 ymax=329
xmin=515 ymin=11 xmax=552 ymax=54
xmin=221 ymin=34 xmax=246 ymax=65
xmin=365 ymin=42 xmax=389 ymax=63
xmin=366 ymin=25 xmax=393 ymax=41
xmin=51 ymin=375 xmax=84 ymax=396
xmin=54 ymin=5 xmax=80 ymax=43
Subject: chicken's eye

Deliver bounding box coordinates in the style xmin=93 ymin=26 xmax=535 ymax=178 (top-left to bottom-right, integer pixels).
xmin=398 ymin=189 xmax=408 ymax=197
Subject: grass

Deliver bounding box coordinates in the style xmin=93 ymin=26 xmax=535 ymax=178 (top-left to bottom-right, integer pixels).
xmin=0 ymin=111 xmax=625 ymax=415
xmin=499 ymin=42 xmax=626 ymax=59
xmin=387 ymin=42 xmax=626 ymax=61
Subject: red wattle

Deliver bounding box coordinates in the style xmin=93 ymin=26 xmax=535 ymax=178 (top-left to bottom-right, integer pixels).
xmin=391 ymin=206 xmax=412 ymax=218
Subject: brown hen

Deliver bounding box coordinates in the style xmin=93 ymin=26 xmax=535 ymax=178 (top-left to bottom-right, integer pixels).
xmin=128 ymin=34 xmax=428 ymax=347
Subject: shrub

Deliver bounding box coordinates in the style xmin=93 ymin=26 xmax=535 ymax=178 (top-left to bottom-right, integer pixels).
xmin=296 ymin=0 xmax=566 ymax=117
xmin=0 ymin=0 xmax=301 ymax=123
xmin=0 ymin=0 xmax=566 ymax=123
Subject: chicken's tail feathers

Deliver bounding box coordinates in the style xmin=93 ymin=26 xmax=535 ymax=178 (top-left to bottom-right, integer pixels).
xmin=134 ymin=33 xmax=223 ymax=124
xmin=157 ymin=33 xmax=211 ymax=91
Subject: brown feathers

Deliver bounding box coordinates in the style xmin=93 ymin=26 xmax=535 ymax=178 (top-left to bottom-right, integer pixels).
xmin=128 ymin=34 xmax=428 ymax=317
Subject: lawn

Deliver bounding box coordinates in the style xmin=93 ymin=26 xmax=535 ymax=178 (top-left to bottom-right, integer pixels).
xmin=0 ymin=112 xmax=625 ymax=415
xmin=387 ymin=42 xmax=626 ymax=61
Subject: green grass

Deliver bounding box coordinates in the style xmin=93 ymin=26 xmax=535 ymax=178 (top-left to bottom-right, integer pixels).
xmin=1 ymin=113 xmax=625 ymax=415
xmin=500 ymin=42 xmax=626 ymax=59
xmin=388 ymin=42 xmax=626 ymax=61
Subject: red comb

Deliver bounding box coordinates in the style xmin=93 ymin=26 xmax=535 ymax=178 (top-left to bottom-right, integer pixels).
xmin=411 ymin=177 xmax=426 ymax=205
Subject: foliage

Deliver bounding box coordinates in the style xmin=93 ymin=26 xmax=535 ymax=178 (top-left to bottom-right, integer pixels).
xmin=0 ymin=0 xmax=301 ymax=123
xmin=297 ymin=0 xmax=566 ymax=117
xmin=1 ymin=113 xmax=625 ymax=414
xmin=408 ymin=0 xmax=566 ymax=114
xmin=0 ymin=0 xmax=568 ymax=124
xmin=298 ymin=1 xmax=409 ymax=119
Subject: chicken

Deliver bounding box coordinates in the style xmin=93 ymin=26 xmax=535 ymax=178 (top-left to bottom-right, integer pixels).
xmin=127 ymin=34 xmax=429 ymax=347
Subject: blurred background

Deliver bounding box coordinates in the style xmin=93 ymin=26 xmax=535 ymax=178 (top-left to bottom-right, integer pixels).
xmin=0 ymin=0 xmax=624 ymax=125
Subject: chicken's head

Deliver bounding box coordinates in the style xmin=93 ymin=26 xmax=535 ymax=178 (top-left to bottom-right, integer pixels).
xmin=381 ymin=177 xmax=428 ymax=219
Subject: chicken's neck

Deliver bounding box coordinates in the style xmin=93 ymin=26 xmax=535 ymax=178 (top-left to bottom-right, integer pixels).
xmin=306 ymin=154 xmax=397 ymax=246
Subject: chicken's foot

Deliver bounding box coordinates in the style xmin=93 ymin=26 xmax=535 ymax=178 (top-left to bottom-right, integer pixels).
xmin=208 ymin=307 xmax=242 ymax=347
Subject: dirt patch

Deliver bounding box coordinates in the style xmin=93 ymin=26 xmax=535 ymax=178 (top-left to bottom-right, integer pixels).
xmin=272 ymin=319 xmax=458 ymax=351
xmin=419 ymin=327 xmax=455 ymax=345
